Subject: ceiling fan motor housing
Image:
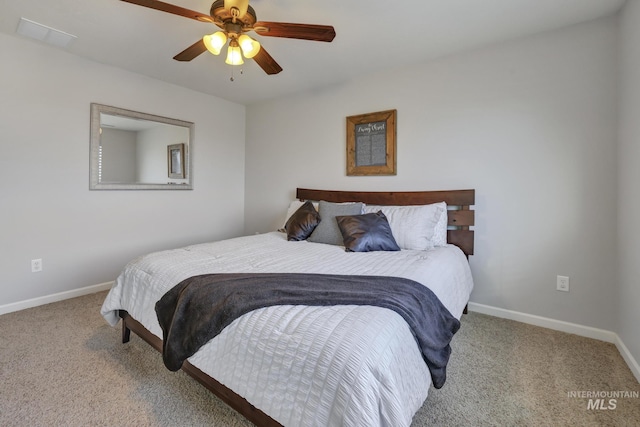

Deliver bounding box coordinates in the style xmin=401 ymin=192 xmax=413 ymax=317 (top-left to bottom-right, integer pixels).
xmin=210 ymin=0 xmax=257 ymax=27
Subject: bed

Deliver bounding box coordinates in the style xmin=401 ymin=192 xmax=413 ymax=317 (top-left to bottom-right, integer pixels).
xmin=101 ymin=188 xmax=475 ymax=427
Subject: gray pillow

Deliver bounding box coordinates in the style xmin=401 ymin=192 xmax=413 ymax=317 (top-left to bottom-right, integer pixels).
xmin=336 ymin=211 xmax=401 ymax=252
xmin=307 ymin=201 xmax=364 ymax=246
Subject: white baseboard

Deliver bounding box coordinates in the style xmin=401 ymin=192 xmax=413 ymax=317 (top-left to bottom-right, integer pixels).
xmin=467 ymin=302 xmax=618 ymax=342
xmin=0 ymin=281 xmax=114 ymax=316
xmin=468 ymin=302 xmax=640 ymax=383
xmin=614 ymin=334 xmax=640 ymax=383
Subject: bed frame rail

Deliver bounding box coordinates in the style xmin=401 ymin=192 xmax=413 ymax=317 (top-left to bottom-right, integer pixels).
xmin=119 ymin=311 xmax=282 ymax=427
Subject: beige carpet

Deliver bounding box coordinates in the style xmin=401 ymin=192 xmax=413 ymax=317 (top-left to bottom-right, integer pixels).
xmin=0 ymin=291 xmax=638 ymax=426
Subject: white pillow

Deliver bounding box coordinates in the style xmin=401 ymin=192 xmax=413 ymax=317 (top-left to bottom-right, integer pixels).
xmin=363 ymin=202 xmax=447 ymax=250
xmin=431 ymin=204 xmax=448 ymax=247
xmin=281 ymin=200 xmax=319 ymax=230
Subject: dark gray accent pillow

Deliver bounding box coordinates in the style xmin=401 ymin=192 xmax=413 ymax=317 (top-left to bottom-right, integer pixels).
xmin=336 ymin=211 xmax=401 ymax=252
xmin=285 ymin=201 xmax=321 ymax=241
xmin=307 ymin=201 xmax=364 ymax=246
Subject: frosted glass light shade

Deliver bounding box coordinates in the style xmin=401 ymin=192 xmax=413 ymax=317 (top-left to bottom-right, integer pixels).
xmin=225 ymin=44 xmax=244 ymax=65
xmin=238 ymin=34 xmax=260 ymax=58
xmin=203 ymin=31 xmax=227 ymax=55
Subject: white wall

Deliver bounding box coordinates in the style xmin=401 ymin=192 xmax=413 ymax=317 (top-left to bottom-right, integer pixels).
xmin=245 ymin=17 xmax=619 ymax=331
xmin=617 ymin=1 xmax=640 ymax=371
xmin=0 ymin=33 xmax=246 ymax=306
xmin=101 ymin=128 xmax=136 ymax=183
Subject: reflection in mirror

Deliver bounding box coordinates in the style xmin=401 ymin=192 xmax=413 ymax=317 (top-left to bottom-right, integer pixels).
xmin=90 ymin=103 xmax=194 ymax=190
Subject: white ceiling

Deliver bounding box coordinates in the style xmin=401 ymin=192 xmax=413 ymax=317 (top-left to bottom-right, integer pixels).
xmin=0 ymin=0 xmax=626 ymax=105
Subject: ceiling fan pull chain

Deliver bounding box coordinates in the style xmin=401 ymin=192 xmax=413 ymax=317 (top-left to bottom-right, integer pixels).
xmin=229 ymin=66 xmax=244 ymax=82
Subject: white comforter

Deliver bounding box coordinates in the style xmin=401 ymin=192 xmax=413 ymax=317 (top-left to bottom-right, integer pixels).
xmin=101 ymin=232 xmax=473 ymax=427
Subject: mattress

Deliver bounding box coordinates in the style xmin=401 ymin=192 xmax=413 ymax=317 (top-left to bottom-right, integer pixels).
xmin=101 ymin=231 xmax=474 ymax=427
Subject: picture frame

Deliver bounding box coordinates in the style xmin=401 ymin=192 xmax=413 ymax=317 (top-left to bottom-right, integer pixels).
xmin=168 ymin=143 xmax=185 ymax=179
xmin=346 ymin=109 xmax=397 ymax=176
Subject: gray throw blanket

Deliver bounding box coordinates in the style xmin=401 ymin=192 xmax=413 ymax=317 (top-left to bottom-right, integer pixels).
xmin=155 ymin=273 xmax=460 ymax=388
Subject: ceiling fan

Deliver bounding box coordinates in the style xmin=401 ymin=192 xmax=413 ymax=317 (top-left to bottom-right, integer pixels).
xmin=120 ymin=0 xmax=336 ymax=75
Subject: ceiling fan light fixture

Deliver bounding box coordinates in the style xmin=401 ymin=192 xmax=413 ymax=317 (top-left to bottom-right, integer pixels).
xmin=225 ymin=40 xmax=244 ymax=65
xmin=238 ymin=34 xmax=260 ymax=58
xmin=203 ymin=31 xmax=227 ymax=55
xmin=127 ymin=0 xmax=335 ymax=75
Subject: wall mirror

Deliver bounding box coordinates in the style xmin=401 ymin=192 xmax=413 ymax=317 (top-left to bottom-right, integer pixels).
xmin=90 ymin=103 xmax=194 ymax=190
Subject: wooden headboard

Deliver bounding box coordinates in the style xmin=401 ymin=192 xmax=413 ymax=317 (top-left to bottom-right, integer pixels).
xmin=296 ymin=188 xmax=475 ymax=257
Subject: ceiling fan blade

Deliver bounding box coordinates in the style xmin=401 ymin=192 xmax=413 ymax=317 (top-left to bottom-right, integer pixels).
xmin=174 ymin=39 xmax=207 ymax=61
xmin=252 ymin=46 xmax=283 ymax=75
xmin=253 ymin=22 xmax=335 ymax=42
xmin=120 ymin=0 xmax=213 ymax=23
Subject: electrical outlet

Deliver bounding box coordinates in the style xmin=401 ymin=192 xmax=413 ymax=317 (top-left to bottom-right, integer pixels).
xmin=556 ymin=275 xmax=569 ymax=292
xmin=31 ymin=259 xmax=42 ymax=273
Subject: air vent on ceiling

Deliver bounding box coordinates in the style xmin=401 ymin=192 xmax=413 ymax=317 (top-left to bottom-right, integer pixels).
xmin=16 ymin=17 xmax=77 ymax=48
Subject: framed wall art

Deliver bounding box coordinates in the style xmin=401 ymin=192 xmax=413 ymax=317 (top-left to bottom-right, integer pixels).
xmin=346 ymin=109 xmax=396 ymax=176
